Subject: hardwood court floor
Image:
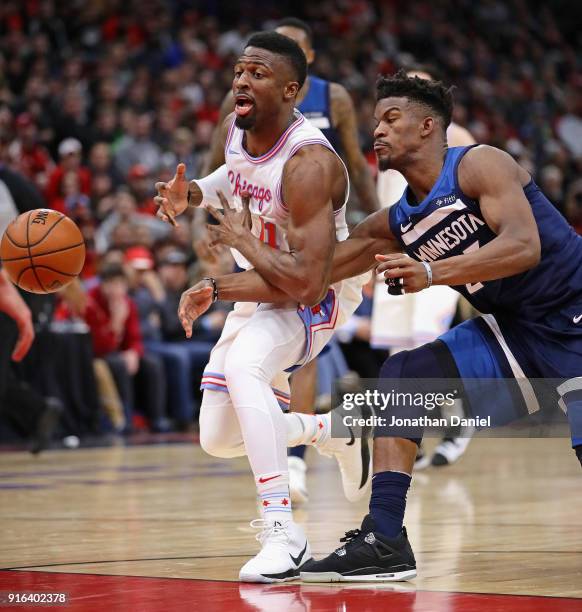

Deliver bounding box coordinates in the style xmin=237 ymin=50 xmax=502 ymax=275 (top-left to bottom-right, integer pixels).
xmin=0 ymin=437 xmax=581 ymax=610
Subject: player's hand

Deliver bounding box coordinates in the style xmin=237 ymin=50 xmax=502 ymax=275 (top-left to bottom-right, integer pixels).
xmin=12 ymin=309 xmax=34 ymax=361
xmin=0 ymin=270 xmax=35 ymax=361
xmin=375 ymin=253 xmax=430 ymax=294
xmin=155 ymin=163 xmax=189 ymax=227
xmin=206 ymin=190 xmax=252 ymax=249
xmin=178 ymin=281 xmax=214 ymax=338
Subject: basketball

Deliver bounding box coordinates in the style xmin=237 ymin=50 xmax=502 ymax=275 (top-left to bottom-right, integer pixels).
xmin=0 ymin=209 xmax=85 ymax=294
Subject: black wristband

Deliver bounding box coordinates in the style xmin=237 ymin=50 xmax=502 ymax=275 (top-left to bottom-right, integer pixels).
xmin=203 ymin=277 xmax=218 ymax=303
xmin=385 ymin=276 xmax=405 ymax=295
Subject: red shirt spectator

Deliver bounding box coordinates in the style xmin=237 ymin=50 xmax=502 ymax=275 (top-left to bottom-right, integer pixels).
xmin=55 ymin=264 xmax=143 ymax=358
xmin=45 ymin=138 xmax=91 ymax=205
xmin=84 ymin=283 xmax=143 ymax=358
xmin=9 ymin=114 xmax=55 ymax=190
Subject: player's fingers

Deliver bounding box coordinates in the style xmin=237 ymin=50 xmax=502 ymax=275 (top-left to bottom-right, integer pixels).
xmin=11 ymin=318 xmax=34 ymax=362
xmin=215 ymin=190 xmax=233 ymax=212
xmin=206 ymin=225 xmax=221 ymax=247
xmin=154 ymin=182 xmax=168 ymax=194
xmin=376 ymin=258 xmax=409 ymax=274
xmin=154 ymin=195 xmax=168 ymax=209
xmin=180 ymin=314 xmax=193 ymax=339
xmin=375 ymin=253 xmax=404 ymax=262
xmin=382 ymin=266 xmax=409 ymax=278
xmin=175 ymin=163 xmax=186 ymax=181
xmin=206 ymin=206 xmax=224 ymax=222
xmin=154 ymin=196 xmax=177 ymax=226
xmin=241 ymin=190 xmax=250 ymax=212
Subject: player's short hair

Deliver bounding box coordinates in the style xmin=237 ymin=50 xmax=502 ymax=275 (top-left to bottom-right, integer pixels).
xmin=376 ymin=69 xmax=453 ymax=129
xmin=276 ymin=17 xmax=313 ymax=45
xmin=245 ymin=31 xmax=307 ymax=89
xmin=406 ymin=62 xmax=444 ymax=83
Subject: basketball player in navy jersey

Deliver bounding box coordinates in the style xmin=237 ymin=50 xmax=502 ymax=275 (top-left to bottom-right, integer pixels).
xmin=201 ymin=17 xmax=379 ymax=506
xmin=182 ymin=71 xmax=582 ymax=581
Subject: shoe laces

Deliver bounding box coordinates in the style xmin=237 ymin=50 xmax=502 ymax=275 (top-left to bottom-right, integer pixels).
xmin=249 ymin=519 xmax=290 ymax=547
xmin=334 ymin=527 xmax=364 ymax=554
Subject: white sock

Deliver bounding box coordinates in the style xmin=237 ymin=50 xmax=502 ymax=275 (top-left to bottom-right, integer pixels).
xmin=256 ymin=471 xmax=292 ymax=523
xmin=285 ymin=412 xmax=331 ymax=447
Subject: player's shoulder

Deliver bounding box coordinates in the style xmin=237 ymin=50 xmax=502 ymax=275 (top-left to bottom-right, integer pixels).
xmin=460 ymin=144 xmax=517 ymax=174
xmin=223 ymin=111 xmax=235 ymax=132
xmin=284 ymin=141 xmax=337 ymax=168
xmin=458 ymin=145 xmax=521 ymax=196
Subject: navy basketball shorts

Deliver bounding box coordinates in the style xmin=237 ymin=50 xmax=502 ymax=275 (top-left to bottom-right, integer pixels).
xmin=439 ymin=309 xmax=582 ymax=446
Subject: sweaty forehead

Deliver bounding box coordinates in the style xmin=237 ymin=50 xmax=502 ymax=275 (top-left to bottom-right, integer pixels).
xmin=237 ymin=47 xmax=280 ymax=70
xmin=375 ymin=97 xmax=408 ymax=119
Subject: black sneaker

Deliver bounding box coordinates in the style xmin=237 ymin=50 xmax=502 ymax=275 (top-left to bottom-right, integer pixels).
xmin=300 ymin=515 xmax=416 ymax=582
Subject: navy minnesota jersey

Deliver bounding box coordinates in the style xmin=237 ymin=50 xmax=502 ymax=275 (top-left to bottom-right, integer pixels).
xmin=388 ymin=145 xmax=582 ymax=322
xmin=298 ymin=76 xmax=341 ymax=154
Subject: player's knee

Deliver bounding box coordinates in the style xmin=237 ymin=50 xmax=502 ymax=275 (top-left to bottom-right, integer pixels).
xmin=223 ymin=347 xmax=267 ymax=386
xmin=379 ymin=350 xmax=411 ymax=379
xmin=380 ymin=343 xmax=444 ymax=379
xmin=199 ymin=427 xmax=231 ymax=458
xmin=199 ymin=390 xmax=244 ymax=458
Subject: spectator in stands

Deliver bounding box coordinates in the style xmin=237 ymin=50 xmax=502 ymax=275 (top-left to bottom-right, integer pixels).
xmin=126 ymin=246 xmax=199 ymax=428
xmin=127 ymin=164 xmax=156 ymax=215
xmin=156 ymin=249 xmax=226 ymax=418
xmin=556 ymin=87 xmax=582 ymax=159
xmin=8 ymin=113 xmax=54 ymax=191
xmin=114 ymin=111 xmax=162 ymax=176
xmin=81 ymin=263 xmax=169 ymax=433
xmin=45 ymin=138 xmax=91 ymax=207
xmin=88 ymin=142 xmax=123 ymax=189
xmin=95 ymin=187 xmax=170 ymax=253
xmin=166 ymin=127 xmax=199 ymax=176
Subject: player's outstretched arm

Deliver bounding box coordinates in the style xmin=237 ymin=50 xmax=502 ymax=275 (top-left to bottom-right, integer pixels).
xmin=155 ymin=114 xmax=237 ymax=225
xmin=331 ymin=83 xmax=379 ymax=213
xmin=212 ymin=209 xmax=396 ymax=300
xmin=378 ymin=146 xmax=541 ymax=289
xmin=207 ymin=146 xmax=339 ymax=306
xmin=178 ymin=207 xmax=398 ymax=336
xmin=0 ymin=270 xmax=34 ymax=361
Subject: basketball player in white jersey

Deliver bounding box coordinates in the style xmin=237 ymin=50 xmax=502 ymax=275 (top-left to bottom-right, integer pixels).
xmin=202 ymin=18 xmax=380 ymax=506
xmin=154 ymin=32 xmax=370 ymax=583
xmin=373 ymin=66 xmax=477 ymax=468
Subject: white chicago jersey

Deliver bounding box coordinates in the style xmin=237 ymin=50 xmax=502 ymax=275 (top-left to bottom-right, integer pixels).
xmin=222 ymin=110 xmax=350 ymax=270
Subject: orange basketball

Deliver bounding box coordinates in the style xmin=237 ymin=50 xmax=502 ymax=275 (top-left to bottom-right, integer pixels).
xmin=0 ymin=209 xmax=86 ymax=294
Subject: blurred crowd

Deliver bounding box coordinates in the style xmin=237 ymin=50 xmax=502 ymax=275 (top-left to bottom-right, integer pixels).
xmin=0 ymin=0 xmax=580 ymax=439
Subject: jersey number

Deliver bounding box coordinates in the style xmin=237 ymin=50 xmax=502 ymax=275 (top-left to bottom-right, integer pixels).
xmin=463 ymin=241 xmax=484 ymax=294
xmin=259 ymin=218 xmax=278 ymax=249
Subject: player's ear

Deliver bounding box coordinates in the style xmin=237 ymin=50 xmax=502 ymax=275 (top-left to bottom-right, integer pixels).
xmin=420 ymin=116 xmax=435 ymax=138
xmin=284 ymin=81 xmax=300 ymax=100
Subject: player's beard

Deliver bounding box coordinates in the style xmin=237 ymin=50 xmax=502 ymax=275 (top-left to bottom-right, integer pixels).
xmin=235 ymin=114 xmax=257 ymax=130
xmin=377 ymin=155 xmax=392 ymax=171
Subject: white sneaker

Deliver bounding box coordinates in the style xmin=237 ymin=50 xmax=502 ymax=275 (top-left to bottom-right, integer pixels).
xmin=316 ymin=412 xmax=372 ymax=502
xmin=413 ymin=445 xmax=431 ymax=471
xmin=431 ymin=434 xmax=473 ymax=467
xmin=288 ymin=456 xmax=309 ymax=505
xmin=239 ymin=519 xmax=312 ymax=583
